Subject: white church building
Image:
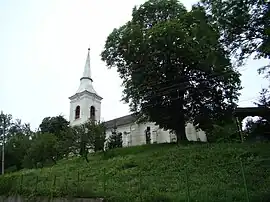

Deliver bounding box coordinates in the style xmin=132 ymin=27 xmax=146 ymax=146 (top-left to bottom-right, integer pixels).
xmin=69 ymin=49 xmax=207 ymax=146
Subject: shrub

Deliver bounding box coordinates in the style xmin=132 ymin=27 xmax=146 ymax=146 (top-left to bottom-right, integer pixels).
xmin=106 ymin=130 xmax=123 ymax=150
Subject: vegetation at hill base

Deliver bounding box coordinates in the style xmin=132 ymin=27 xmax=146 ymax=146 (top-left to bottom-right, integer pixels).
xmin=0 ymin=143 xmax=270 ymax=202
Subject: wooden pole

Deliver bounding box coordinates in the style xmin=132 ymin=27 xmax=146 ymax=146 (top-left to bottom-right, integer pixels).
xmin=235 ymin=116 xmax=244 ymax=143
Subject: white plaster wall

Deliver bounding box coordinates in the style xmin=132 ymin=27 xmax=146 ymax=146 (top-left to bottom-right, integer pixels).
xmin=185 ymin=123 xmax=207 ymax=142
xmin=105 ymin=124 xmax=132 ymax=147
xmin=69 ymin=93 xmax=101 ymax=127
xmin=105 ymin=121 xmax=207 ymax=148
xmin=106 ymin=122 xmax=176 ymax=147
xmin=186 ymin=123 xmax=198 ymax=141
xmin=137 ymin=122 xmax=172 ymax=144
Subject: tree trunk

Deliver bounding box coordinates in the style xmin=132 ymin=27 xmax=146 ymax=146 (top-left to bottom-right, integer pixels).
xmin=84 ymin=153 xmax=89 ymax=163
xmin=51 ymin=157 xmax=57 ymax=165
xmin=176 ymin=120 xmax=187 ymax=144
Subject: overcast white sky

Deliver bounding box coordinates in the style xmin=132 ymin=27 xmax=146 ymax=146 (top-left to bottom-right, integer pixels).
xmin=0 ymin=0 xmax=269 ymax=130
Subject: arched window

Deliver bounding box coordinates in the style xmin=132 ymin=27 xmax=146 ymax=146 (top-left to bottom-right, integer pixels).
xmin=90 ymin=106 xmax=95 ymax=120
xmin=75 ymin=106 xmax=80 ymax=119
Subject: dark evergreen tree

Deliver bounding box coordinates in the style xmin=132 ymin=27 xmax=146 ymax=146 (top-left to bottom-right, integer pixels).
xmin=106 ymin=126 xmax=123 ymax=150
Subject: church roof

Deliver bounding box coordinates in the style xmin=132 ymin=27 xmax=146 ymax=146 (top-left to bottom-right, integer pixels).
xmin=70 ymin=48 xmax=102 ymax=100
xmin=104 ymin=114 xmax=137 ymax=129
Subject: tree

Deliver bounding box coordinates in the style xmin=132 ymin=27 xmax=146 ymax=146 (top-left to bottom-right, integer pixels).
xmin=39 ymin=115 xmax=69 ymax=140
xmin=245 ymin=117 xmax=270 ymax=141
xmin=207 ymin=120 xmax=241 ymax=143
xmin=244 ymin=89 xmax=270 ymax=140
xmin=9 ymin=119 xmax=31 ymax=136
xmin=23 ymin=133 xmax=58 ymax=168
xmin=254 ymin=88 xmax=270 ymax=108
xmin=55 ymin=127 xmax=78 ymax=159
xmin=101 ymin=0 xmax=241 ymax=142
xmin=198 ymin=0 xmax=270 ymax=70
xmin=0 ymin=112 xmax=12 ymax=142
xmin=39 ymin=115 xmax=71 ymax=160
xmin=74 ymin=121 xmax=106 ymax=162
xmin=0 ymin=112 xmax=13 ymax=174
xmin=106 ymin=126 xmax=123 ymax=150
xmin=4 ymin=119 xmax=32 ymax=171
xmin=6 ymin=134 xmax=31 ymax=170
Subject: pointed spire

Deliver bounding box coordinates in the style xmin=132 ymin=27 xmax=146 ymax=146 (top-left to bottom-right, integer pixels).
xmin=75 ymin=48 xmax=97 ymax=95
xmin=80 ymin=47 xmax=92 ymax=81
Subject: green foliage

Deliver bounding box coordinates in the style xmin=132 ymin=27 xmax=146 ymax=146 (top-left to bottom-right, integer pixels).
xmin=244 ymin=88 xmax=270 ymax=141
xmin=199 ymin=0 xmax=270 ymax=69
xmin=0 ymin=112 xmax=12 ymax=140
xmin=23 ymin=133 xmax=58 ymax=168
xmin=73 ymin=121 xmax=106 ymax=162
xmin=0 ymin=143 xmax=270 ymax=201
xmin=6 ymin=134 xmax=31 ymax=170
xmin=1 ymin=112 xmax=107 ymax=172
xmin=101 ymin=0 xmax=241 ymax=143
xmin=106 ymin=127 xmax=123 ymax=150
xmin=39 ymin=115 xmax=69 ymax=140
xmin=207 ymin=120 xmax=241 ymax=143
xmin=55 ymin=127 xmax=78 ymax=159
xmin=0 ymin=112 xmax=33 ymax=173
xmin=38 ymin=116 xmax=74 ymax=161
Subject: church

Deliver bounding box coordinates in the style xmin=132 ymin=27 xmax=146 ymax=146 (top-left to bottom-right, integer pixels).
xmin=69 ymin=49 xmax=207 ymax=146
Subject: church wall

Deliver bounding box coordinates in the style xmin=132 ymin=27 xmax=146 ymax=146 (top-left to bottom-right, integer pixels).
xmin=105 ymin=124 xmax=132 ymax=147
xmin=137 ymin=122 xmax=173 ymax=144
xmin=81 ymin=94 xmax=101 ymax=122
xmin=70 ymin=94 xmax=101 ymax=126
xmin=69 ymin=99 xmax=85 ymax=126
xmin=105 ymin=122 xmax=177 ymax=147
xmin=105 ymin=121 xmax=207 ymax=148
xmin=185 ymin=123 xmax=207 ymax=142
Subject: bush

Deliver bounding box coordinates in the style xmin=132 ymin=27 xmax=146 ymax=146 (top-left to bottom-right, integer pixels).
xmin=106 ymin=131 xmax=123 ymax=150
xmin=207 ymin=121 xmax=241 ymax=143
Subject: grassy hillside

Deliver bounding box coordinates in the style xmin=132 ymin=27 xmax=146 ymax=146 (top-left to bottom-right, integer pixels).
xmin=0 ymin=142 xmax=270 ymax=202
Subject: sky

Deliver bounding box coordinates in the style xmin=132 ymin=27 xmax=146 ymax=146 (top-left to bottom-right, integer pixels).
xmin=0 ymin=0 xmax=269 ymax=130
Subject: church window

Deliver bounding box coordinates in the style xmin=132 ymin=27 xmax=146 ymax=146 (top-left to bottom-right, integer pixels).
xmin=75 ymin=106 xmax=80 ymax=119
xmin=90 ymin=106 xmax=95 ymax=120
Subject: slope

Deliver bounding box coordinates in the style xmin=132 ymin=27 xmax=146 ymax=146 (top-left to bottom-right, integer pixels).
xmin=0 ymin=142 xmax=270 ymax=202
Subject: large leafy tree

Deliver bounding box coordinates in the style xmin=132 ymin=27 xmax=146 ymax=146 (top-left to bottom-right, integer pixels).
xmin=73 ymin=121 xmax=106 ymax=162
xmin=199 ymin=0 xmax=270 ymax=71
xmin=6 ymin=134 xmax=31 ymax=170
xmin=39 ymin=115 xmax=69 ymax=140
xmin=5 ymin=119 xmax=32 ymax=171
xmin=38 ymin=115 xmax=71 ymax=160
xmin=23 ymin=132 xmax=58 ymax=168
xmin=101 ymin=0 xmax=241 ymax=142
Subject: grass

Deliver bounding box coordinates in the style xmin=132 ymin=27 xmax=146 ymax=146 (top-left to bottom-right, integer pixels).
xmin=0 ymin=142 xmax=270 ymax=201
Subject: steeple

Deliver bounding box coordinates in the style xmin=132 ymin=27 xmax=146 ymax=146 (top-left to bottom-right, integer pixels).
xmin=81 ymin=48 xmax=92 ymax=82
xmin=69 ymin=47 xmax=102 ymax=126
xmin=76 ymin=48 xmax=97 ymax=94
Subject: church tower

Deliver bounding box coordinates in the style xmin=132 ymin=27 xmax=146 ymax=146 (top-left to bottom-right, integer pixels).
xmin=69 ymin=48 xmax=102 ymax=126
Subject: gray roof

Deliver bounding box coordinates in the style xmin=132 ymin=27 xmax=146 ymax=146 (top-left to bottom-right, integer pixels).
xmin=104 ymin=113 xmax=138 ymax=129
